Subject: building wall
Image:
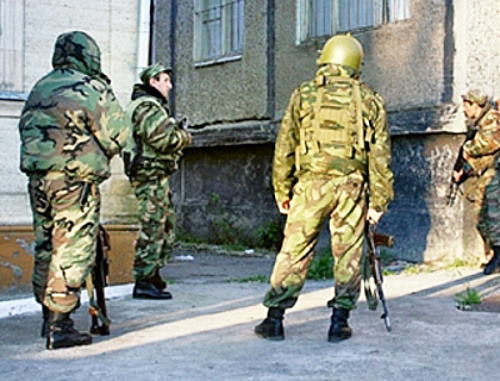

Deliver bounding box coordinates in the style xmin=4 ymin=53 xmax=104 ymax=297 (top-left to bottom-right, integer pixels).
xmin=158 ymin=0 xmax=500 ymax=264
xmin=0 ymin=0 xmax=140 ymax=227
xmin=157 ymin=0 xmax=270 ymax=124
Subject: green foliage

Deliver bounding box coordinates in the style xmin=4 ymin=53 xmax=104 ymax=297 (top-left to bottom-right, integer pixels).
xmin=445 ymin=259 xmax=470 ymax=269
xmin=455 ymin=287 xmax=481 ymax=308
xmin=220 ymin=243 xmax=247 ymax=251
xmin=255 ymin=218 xmax=284 ymax=250
xmin=307 ymin=248 xmax=334 ymax=280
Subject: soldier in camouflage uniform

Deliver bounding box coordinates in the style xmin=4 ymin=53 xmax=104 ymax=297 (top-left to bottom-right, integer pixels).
xmin=18 ymin=31 xmax=130 ymax=349
xmin=125 ymin=63 xmax=191 ymax=299
xmin=454 ymin=90 xmax=500 ymax=275
xmin=254 ymin=34 xmax=394 ymax=342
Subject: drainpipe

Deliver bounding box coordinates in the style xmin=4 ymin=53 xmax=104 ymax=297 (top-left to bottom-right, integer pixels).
xmin=169 ymin=0 xmax=177 ymax=116
xmin=136 ymin=0 xmax=152 ymax=79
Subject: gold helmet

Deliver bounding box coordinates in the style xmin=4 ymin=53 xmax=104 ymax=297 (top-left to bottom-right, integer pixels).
xmin=317 ymin=34 xmax=364 ymax=73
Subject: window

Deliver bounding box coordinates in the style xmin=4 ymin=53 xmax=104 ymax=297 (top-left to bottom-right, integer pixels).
xmin=194 ymin=0 xmax=244 ymax=64
xmin=297 ymin=0 xmax=411 ymax=43
xmin=0 ymin=0 xmax=24 ymax=94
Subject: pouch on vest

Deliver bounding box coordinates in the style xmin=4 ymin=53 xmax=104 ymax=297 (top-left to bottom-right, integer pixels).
xmin=299 ymin=77 xmax=367 ymax=175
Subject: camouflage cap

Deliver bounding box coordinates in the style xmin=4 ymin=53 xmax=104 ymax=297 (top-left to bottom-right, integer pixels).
xmin=461 ymin=89 xmax=489 ymax=107
xmin=139 ymin=63 xmax=172 ymax=84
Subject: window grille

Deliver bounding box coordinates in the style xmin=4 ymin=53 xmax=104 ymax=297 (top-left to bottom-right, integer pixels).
xmin=297 ymin=0 xmax=411 ymax=43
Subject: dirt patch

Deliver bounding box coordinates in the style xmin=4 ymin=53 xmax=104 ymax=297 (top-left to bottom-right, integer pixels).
xmin=468 ymin=293 xmax=500 ymax=312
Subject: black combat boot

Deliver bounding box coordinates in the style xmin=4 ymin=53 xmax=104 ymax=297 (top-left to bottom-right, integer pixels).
xmin=46 ymin=311 xmax=92 ymax=350
xmin=151 ymin=268 xmax=167 ymax=290
xmin=133 ymin=280 xmax=172 ymax=300
xmin=41 ymin=305 xmax=50 ymax=338
xmin=484 ymin=247 xmax=500 ymax=275
xmin=254 ymin=307 xmax=284 ymax=340
xmin=328 ymin=307 xmax=352 ymax=343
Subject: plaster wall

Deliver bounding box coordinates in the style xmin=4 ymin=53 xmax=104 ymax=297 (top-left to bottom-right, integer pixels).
xmin=156 ymin=0 xmax=270 ymax=125
xmin=274 ymin=0 xmax=448 ymax=120
xmin=0 ymin=0 xmax=139 ymax=226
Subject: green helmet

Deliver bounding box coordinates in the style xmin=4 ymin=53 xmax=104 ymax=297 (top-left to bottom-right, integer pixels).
xmin=317 ymin=34 xmax=364 ymax=72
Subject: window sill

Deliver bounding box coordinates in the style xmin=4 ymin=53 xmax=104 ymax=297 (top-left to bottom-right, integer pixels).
xmin=194 ymin=54 xmax=243 ymax=68
xmin=0 ymin=92 xmax=28 ymax=101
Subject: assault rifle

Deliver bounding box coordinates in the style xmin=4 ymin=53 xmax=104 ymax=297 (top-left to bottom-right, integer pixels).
xmin=86 ymin=225 xmax=111 ymax=335
xmin=447 ymin=124 xmax=477 ymax=206
xmin=364 ymin=224 xmax=394 ymax=332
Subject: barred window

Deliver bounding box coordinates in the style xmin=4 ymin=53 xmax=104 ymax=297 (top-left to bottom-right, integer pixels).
xmin=0 ymin=0 xmax=24 ymax=95
xmin=194 ymin=0 xmax=244 ymax=64
xmin=297 ymin=0 xmax=411 ymax=43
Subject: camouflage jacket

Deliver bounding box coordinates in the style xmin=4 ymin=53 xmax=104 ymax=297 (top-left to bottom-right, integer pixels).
xmin=18 ymin=31 xmax=129 ymax=183
xmin=272 ymin=64 xmax=394 ymax=212
xmin=463 ymin=104 xmax=500 ymax=176
xmin=125 ymin=84 xmax=191 ymax=181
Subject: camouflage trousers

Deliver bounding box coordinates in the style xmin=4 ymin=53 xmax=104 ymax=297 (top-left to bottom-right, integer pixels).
xmin=28 ymin=177 xmax=100 ymax=313
xmin=131 ymin=176 xmax=175 ymax=281
xmin=264 ymin=172 xmax=367 ymax=311
xmin=475 ymin=167 xmax=500 ymax=248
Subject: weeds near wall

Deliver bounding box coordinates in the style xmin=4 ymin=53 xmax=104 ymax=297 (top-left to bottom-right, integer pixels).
xmin=255 ymin=217 xmax=284 ymax=250
xmin=307 ymin=247 xmax=334 ymax=280
xmin=455 ymin=287 xmax=481 ymax=310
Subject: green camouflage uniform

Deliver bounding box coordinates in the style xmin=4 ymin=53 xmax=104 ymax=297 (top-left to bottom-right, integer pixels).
xmin=18 ymin=31 xmax=130 ymax=313
xmin=463 ymin=104 xmax=500 ymax=249
xmin=264 ymin=64 xmax=394 ymax=311
xmin=126 ymin=84 xmax=191 ymax=281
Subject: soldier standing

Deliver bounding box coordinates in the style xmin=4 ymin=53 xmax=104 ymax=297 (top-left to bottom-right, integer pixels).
xmin=453 ymin=90 xmax=500 ymax=275
xmin=126 ymin=63 xmax=191 ymax=299
xmin=18 ymin=31 xmax=130 ymax=349
xmin=254 ymin=34 xmax=394 ymax=342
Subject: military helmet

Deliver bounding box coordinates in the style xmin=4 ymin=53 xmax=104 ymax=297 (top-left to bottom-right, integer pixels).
xmin=461 ymin=89 xmax=489 ymax=107
xmin=139 ymin=63 xmax=172 ymax=84
xmin=317 ymin=34 xmax=364 ymax=72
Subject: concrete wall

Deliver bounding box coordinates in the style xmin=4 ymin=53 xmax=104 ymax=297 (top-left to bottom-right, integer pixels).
xmin=155 ymin=1 xmax=500 ymax=265
xmin=157 ymin=0 xmax=270 ymax=124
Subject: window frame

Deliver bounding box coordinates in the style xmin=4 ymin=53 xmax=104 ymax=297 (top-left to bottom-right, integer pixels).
xmin=296 ymin=0 xmax=411 ymax=44
xmin=193 ymin=0 xmax=244 ymax=66
xmin=0 ymin=0 xmax=25 ymax=99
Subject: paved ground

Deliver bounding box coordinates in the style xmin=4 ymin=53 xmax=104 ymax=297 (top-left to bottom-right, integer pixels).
xmin=1 ymin=249 xmax=500 ymax=381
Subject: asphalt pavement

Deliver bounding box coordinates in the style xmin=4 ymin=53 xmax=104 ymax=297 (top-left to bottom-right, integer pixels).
xmin=1 ymin=251 xmax=500 ymax=381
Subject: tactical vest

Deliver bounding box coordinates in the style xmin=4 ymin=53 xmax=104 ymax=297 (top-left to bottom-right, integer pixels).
xmin=295 ymin=75 xmax=370 ymax=176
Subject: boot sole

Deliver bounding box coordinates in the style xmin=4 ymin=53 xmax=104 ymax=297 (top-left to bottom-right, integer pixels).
xmin=254 ymin=331 xmax=284 ymax=341
xmin=133 ymin=293 xmax=172 ymax=300
xmin=328 ymin=334 xmax=352 ymax=343
xmin=46 ymin=339 xmax=92 ymax=350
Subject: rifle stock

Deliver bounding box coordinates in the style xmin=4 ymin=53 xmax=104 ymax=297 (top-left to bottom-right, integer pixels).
xmin=365 ymin=225 xmax=393 ymax=332
xmin=88 ymin=225 xmax=111 ymax=335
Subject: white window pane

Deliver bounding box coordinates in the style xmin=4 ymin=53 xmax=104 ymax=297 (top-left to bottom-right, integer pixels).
xmin=388 ymin=0 xmax=411 ymax=21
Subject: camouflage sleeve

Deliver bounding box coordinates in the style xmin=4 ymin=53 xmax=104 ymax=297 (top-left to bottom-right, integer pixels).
xmin=91 ymin=81 xmax=130 ymax=157
xmin=366 ymin=91 xmax=394 ymax=212
xmin=272 ymin=88 xmax=300 ymax=206
xmin=137 ymin=101 xmax=190 ymax=154
xmin=463 ymin=112 xmax=500 ymax=157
